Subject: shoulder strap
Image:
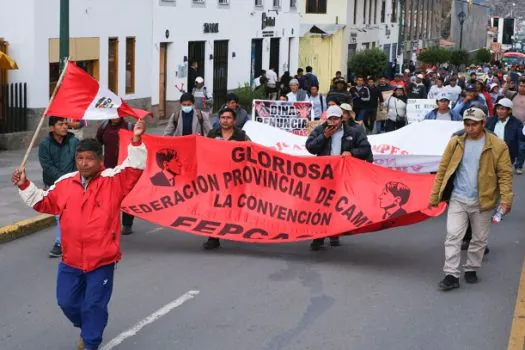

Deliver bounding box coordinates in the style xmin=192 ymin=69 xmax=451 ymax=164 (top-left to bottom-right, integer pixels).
xmin=197 ymin=111 xmax=204 ymax=134
xmin=171 ymin=112 xmax=180 ymax=129
xmin=100 ymin=120 xmax=109 ymax=131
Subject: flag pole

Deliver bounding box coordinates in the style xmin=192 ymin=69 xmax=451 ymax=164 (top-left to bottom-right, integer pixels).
xmin=19 ymin=59 xmax=70 ymax=170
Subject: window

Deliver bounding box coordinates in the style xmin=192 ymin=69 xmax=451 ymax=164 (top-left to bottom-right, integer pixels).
xmin=391 ymin=0 xmax=397 ymax=23
xmin=369 ymin=0 xmax=373 ymax=24
xmin=353 ymin=0 xmax=358 ymax=24
xmin=290 ymin=0 xmax=296 ymax=9
xmin=160 ymin=0 xmax=175 ymax=4
xmin=363 ymin=0 xmax=367 ymax=24
xmin=125 ymin=37 xmax=135 ymax=94
xmin=305 ymin=0 xmax=326 ymax=13
xmin=192 ymin=0 xmax=205 ymax=3
xmin=374 ymin=0 xmax=378 ymax=24
xmin=108 ymin=38 xmax=118 ymax=94
xmin=380 ymin=0 xmax=386 ymax=23
xmin=255 ymin=0 xmax=263 ymax=6
xmin=273 ymin=0 xmax=280 ymax=8
xmin=218 ymin=0 xmax=229 ymax=4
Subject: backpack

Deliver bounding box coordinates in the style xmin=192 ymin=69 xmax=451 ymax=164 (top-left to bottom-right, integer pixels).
xmin=170 ymin=110 xmax=205 ymax=135
xmin=303 ymin=74 xmax=314 ymax=91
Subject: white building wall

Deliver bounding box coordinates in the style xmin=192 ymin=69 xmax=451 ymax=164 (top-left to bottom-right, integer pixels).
xmin=153 ymin=0 xmax=300 ymax=104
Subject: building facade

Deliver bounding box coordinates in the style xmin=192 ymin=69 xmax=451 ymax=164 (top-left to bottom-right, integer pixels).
xmin=300 ymin=0 xmax=401 ymax=90
xmin=0 ymin=0 xmax=300 ymax=147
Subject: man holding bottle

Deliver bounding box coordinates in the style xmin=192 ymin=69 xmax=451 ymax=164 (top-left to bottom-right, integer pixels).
xmin=429 ymin=107 xmax=513 ymax=291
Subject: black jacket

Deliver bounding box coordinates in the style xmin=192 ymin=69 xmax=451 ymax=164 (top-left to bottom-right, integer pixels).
xmin=38 ymin=132 xmax=79 ymax=187
xmin=349 ymin=86 xmax=371 ymax=110
xmin=367 ymin=85 xmax=383 ymax=108
xmin=485 ymin=115 xmax=525 ymax=163
xmin=305 ymin=123 xmax=373 ymax=162
xmin=407 ymin=83 xmax=427 ymax=99
xmin=207 ymin=127 xmax=250 ymax=141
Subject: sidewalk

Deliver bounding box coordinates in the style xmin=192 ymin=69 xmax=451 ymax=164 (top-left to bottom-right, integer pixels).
xmin=0 ymin=123 xmax=167 ymax=242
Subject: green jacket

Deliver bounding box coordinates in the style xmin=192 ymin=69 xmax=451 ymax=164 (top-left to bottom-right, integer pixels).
xmin=38 ymin=132 xmax=79 ymax=187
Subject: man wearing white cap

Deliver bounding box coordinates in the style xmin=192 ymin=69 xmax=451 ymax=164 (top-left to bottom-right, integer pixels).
xmin=306 ymin=105 xmax=372 ymax=251
xmin=424 ymin=93 xmax=461 ymax=121
xmin=430 ymin=107 xmax=513 ymax=291
xmin=486 ymin=98 xmax=525 ymax=165
xmin=444 ymin=76 xmax=462 ymax=107
xmin=407 ymin=74 xmax=427 ymax=99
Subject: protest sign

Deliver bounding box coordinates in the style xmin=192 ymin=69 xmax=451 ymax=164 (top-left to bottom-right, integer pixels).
xmin=242 ymin=120 xmax=463 ymax=173
xmin=119 ymin=131 xmax=445 ymax=242
xmin=251 ymin=100 xmax=314 ymax=136
xmin=406 ymin=99 xmax=437 ymax=123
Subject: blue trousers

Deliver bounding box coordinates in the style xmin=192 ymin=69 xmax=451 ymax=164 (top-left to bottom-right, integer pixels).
xmin=55 ymin=216 xmax=61 ymax=244
xmin=57 ymin=263 xmax=115 ymax=350
xmin=515 ymin=140 xmax=525 ymax=169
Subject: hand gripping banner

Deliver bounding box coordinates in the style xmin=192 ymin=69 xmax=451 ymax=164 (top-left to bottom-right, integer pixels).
xmin=119 ymin=131 xmax=446 ymax=243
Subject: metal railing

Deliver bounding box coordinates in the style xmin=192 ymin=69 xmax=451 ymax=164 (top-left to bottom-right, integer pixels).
xmin=0 ymin=83 xmax=28 ymax=134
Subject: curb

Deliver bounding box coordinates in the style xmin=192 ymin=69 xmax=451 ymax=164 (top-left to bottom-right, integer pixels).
xmin=0 ymin=214 xmax=56 ymax=244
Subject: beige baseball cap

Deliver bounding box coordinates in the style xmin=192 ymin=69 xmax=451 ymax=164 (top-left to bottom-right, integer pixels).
xmin=340 ymin=103 xmax=353 ymax=112
xmin=463 ymin=107 xmax=486 ymax=122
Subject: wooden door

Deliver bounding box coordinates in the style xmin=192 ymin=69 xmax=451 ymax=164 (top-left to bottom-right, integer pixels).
xmin=159 ymin=43 xmax=167 ymax=119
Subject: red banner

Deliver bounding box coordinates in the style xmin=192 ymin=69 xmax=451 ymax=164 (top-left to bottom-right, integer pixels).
xmin=119 ymin=131 xmax=445 ymax=242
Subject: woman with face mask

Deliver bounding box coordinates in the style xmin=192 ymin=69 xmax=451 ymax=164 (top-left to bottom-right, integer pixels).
xmin=163 ymin=92 xmax=213 ymax=137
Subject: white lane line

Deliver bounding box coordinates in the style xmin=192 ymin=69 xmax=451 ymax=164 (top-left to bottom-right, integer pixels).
xmin=146 ymin=227 xmax=165 ymax=234
xmin=100 ymin=290 xmax=200 ymax=350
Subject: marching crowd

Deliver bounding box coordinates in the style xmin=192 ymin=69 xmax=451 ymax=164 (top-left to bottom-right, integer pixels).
xmin=9 ymin=62 xmax=525 ymax=349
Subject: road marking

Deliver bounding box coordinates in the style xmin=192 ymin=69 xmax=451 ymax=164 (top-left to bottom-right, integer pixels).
xmin=100 ymin=290 xmax=200 ymax=350
xmin=508 ymin=257 xmax=525 ymax=350
xmin=146 ymin=227 xmax=164 ymax=234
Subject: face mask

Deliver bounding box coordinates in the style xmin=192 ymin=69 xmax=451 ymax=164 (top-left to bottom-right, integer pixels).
xmin=182 ymin=106 xmax=193 ymax=113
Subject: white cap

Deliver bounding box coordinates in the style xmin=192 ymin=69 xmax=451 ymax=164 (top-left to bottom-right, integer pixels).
xmin=495 ymin=98 xmax=513 ymax=109
xmin=340 ymin=103 xmax=353 ymax=112
xmin=404 ymin=69 xmax=410 ymax=73
xmin=195 ymin=76 xmax=204 ymax=84
xmin=437 ymin=92 xmax=450 ymax=101
xmin=326 ymin=105 xmax=343 ymax=118
xmin=489 ymin=83 xmax=499 ymax=91
xmin=417 ymin=74 xmax=424 ymax=79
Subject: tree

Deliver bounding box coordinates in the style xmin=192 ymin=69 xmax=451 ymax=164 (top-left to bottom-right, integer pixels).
xmin=449 ymin=49 xmax=470 ymax=67
xmin=417 ymin=47 xmax=451 ymax=66
xmin=473 ymin=48 xmax=492 ymax=64
xmin=348 ymin=48 xmax=389 ymax=79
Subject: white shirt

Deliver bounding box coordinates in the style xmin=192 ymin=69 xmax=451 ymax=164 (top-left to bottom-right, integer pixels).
xmin=494 ymin=118 xmax=509 ymax=140
xmin=309 ymin=94 xmax=326 ymax=119
xmin=385 ymin=96 xmax=407 ymax=122
xmin=266 ymin=70 xmax=278 ymax=87
xmin=287 ymin=92 xmax=298 ymax=102
xmin=444 ymin=85 xmax=462 ymax=105
xmin=427 ymin=85 xmax=445 ymax=99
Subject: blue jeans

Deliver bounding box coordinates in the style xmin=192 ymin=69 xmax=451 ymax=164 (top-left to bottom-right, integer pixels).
xmin=515 ymin=140 xmax=525 ymax=169
xmin=55 ymin=216 xmax=61 ymax=244
xmin=57 ymin=263 xmax=115 ymax=350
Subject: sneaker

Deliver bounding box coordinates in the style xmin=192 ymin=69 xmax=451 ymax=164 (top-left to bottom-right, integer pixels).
xmin=48 ymin=243 xmax=62 ymax=258
xmin=329 ymin=237 xmax=341 ymax=247
xmin=77 ymin=337 xmax=85 ymax=350
xmin=484 ymin=246 xmax=490 ymax=255
xmin=461 ymin=240 xmax=469 ymax=251
xmin=310 ymin=238 xmax=325 ymax=251
xmin=203 ymin=238 xmax=220 ymax=250
xmin=121 ymin=226 xmax=133 ymax=236
xmin=464 ymin=271 xmax=478 ymax=284
xmin=438 ymin=275 xmax=460 ymax=291
xmin=516 ymin=168 xmax=523 ymax=175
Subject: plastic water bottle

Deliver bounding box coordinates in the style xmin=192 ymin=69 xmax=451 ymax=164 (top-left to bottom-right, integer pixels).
xmin=492 ymin=206 xmax=505 ymax=224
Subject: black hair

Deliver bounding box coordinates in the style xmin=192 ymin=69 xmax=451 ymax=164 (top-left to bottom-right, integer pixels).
xmin=76 ymin=139 xmax=103 ymax=160
xmin=279 ymin=95 xmax=288 ymax=101
xmin=180 ymin=92 xmax=194 ymax=104
xmin=306 ymin=66 xmax=313 ymax=73
xmin=297 ymin=68 xmax=304 ymax=73
xmin=310 ymin=85 xmax=319 ymax=90
xmin=155 ymin=148 xmax=178 ymax=169
xmin=218 ymin=107 xmax=237 ymax=120
xmin=326 ymin=95 xmax=340 ymax=105
xmin=226 ymin=93 xmax=239 ymax=104
xmin=385 ymin=182 xmax=411 ymax=205
xmin=49 ymin=116 xmax=66 ymax=127
xmin=356 ymin=75 xmax=365 ymax=80
xmin=437 ymin=77 xmax=445 ymax=82
xmin=335 ymin=71 xmax=342 ymax=75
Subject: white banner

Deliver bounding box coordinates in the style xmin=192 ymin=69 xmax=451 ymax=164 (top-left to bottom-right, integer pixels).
xmin=243 ymin=120 xmax=463 ymax=173
xmin=406 ymin=99 xmax=437 ymax=123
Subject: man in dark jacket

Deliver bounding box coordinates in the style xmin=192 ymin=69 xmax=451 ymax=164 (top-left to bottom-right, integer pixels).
xmin=39 ymin=116 xmax=79 ymax=258
xmin=408 ymin=74 xmax=428 ymax=99
xmin=204 ymin=108 xmax=250 ymax=250
xmin=365 ymin=77 xmax=384 ymax=132
xmin=305 ymin=105 xmax=373 ymax=251
xmin=96 ymin=117 xmax=136 ymax=235
xmin=213 ymin=93 xmax=250 ymax=129
xmin=328 ymin=78 xmax=351 ymax=104
xmin=349 ymin=76 xmax=371 ymax=123
xmin=485 ymin=98 xmax=525 ymax=164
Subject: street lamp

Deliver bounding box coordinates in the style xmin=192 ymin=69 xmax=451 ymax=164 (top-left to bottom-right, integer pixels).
xmin=458 ymin=11 xmax=466 ymax=50
xmin=59 ymin=0 xmax=69 ymax=72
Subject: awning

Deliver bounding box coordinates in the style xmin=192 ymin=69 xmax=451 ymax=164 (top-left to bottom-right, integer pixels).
xmin=439 ymin=38 xmax=456 ymax=47
xmin=300 ymin=24 xmax=346 ymax=37
xmin=0 ymin=51 xmax=18 ymax=70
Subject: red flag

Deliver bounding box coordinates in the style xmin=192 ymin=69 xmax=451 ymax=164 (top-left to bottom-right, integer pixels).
xmin=118 ymin=131 xmax=446 ymax=243
xmin=46 ymin=62 xmax=150 ymax=120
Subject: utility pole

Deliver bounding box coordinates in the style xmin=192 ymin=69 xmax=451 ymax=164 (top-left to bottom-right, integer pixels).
xmin=458 ymin=11 xmax=466 ymax=50
xmin=59 ymin=0 xmax=69 ymax=72
xmin=397 ymin=0 xmax=405 ymax=74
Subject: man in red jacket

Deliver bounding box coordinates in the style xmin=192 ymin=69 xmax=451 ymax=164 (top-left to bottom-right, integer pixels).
xmin=12 ymin=119 xmax=146 ymax=350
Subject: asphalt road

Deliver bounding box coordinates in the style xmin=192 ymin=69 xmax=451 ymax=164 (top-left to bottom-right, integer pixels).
xmin=0 ymin=177 xmax=524 ymax=350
